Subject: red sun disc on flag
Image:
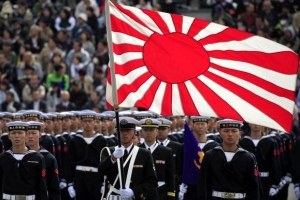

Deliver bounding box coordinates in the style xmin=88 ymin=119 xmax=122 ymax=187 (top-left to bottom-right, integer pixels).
xmin=144 ymin=32 xmax=209 ymax=83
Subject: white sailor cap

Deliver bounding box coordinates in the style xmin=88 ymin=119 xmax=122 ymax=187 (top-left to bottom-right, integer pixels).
xmin=217 ymin=119 xmax=243 ymax=130
xmin=59 ymin=112 xmax=74 ymax=119
xmin=190 ymin=116 xmax=210 ymax=123
xmin=7 ymin=121 xmax=28 ymax=131
xmin=157 ymin=118 xmax=172 ymax=127
xmin=2 ymin=112 xmax=14 ymax=119
xmin=133 ymin=111 xmax=154 ymax=120
xmin=22 ymin=110 xmax=42 ymax=119
xmin=94 ymin=113 xmax=106 ymax=121
xmin=119 ymin=110 xmax=134 ymax=117
xmin=39 ymin=114 xmax=48 ymax=121
xmin=102 ymin=111 xmax=115 ymax=119
xmin=27 ymin=121 xmax=43 ymax=130
xmin=70 ymin=111 xmax=81 ymax=117
xmin=79 ymin=111 xmax=96 ymax=119
xmin=13 ymin=113 xmax=24 ymax=121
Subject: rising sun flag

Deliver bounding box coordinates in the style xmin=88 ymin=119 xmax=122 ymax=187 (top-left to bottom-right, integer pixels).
xmin=105 ymin=1 xmax=299 ymax=132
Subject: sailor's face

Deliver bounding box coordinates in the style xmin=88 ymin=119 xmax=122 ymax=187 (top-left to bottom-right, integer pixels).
xmin=81 ymin=119 xmax=94 ymax=131
xmin=26 ymin=130 xmax=41 ymax=146
xmin=9 ymin=130 xmax=28 ymax=146
xmin=220 ymin=128 xmax=241 ymax=145
xmin=157 ymin=126 xmax=169 ymax=140
xmin=120 ymin=129 xmax=135 ymax=146
xmin=143 ymin=127 xmax=158 ymax=143
xmin=192 ymin=122 xmax=208 ymax=135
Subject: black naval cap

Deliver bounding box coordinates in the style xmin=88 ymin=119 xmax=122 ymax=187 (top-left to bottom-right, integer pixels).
xmin=7 ymin=121 xmax=28 ymax=131
xmin=27 ymin=121 xmax=43 ymax=131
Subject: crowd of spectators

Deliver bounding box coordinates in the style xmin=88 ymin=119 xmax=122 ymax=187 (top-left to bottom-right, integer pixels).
xmin=0 ymin=0 xmax=299 ymax=114
xmin=207 ymin=0 xmax=300 ymax=53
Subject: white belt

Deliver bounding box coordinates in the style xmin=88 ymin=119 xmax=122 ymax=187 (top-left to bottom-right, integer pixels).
xmin=76 ymin=165 xmax=98 ymax=172
xmin=108 ymin=195 xmax=133 ymax=200
xmin=259 ymin=172 xmax=269 ymax=177
xmin=158 ymin=181 xmax=166 ymax=187
xmin=212 ymin=191 xmax=245 ymax=199
xmin=3 ymin=193 xmax=35 ymax=200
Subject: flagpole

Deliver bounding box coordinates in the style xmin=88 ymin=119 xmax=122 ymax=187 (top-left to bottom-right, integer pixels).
xmin=105 ymin=0 xmax=126 ymax=190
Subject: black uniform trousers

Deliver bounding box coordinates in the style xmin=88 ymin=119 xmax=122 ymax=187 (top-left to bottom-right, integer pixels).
xmin=74 ymin=170 xmax=102 ymax=200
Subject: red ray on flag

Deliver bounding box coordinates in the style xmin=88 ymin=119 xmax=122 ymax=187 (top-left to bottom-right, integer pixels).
xmin=105 ymin=1 xmax=299 ymax=132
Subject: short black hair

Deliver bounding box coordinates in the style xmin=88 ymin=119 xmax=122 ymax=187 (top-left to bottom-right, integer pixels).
xmin=78 ymin=68 xmax=87 ymax=76
xmin=54 ymin=64 xmax=63 ymax=71
xmin=94 ymin=66 xmax=103 ymax=74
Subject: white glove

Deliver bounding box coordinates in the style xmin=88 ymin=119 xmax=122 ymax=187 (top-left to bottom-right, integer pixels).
xmin=68 ymin=186 xmax=76 ymax=198
xmin=278 ymin=179 xmax=286 ymax=190
xmin=120 ymin=188 xmax=134 ymax=198
xmin=295 ymin=185 xmax=300 ymax=199
xmin=269 ymin=187 xmax=278 ymax=196
xmin=179 ymin=184 xmax=187 ymax=193
xmin=7 ymin=104 xmax=16 ymax=113
xmin=178 ymin=191 xmax=185 ymax=200
xmin=59 ymin=181 xmax=67 ymax=189
xmin=283 ymin=174 xmax=292 ymax=184
xmin=113 ymin=146 xmax=125 ymax=159
xmin=100 ymin=185 xmax=105 ymax=194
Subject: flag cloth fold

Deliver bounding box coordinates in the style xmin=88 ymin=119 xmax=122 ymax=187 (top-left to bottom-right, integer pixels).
xmin=182 ymin=123 xmax=203 ymax=185
xmin=105 ymin=0 xmax=299 ymax=132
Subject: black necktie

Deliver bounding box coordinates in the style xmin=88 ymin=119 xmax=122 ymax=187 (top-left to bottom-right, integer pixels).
xmin=148 ymin=148 xmax=151 ymax=151
xmin=123 ymin=149 xmax=129 ymax=161
xmin=160 ymin=142 xmax=164 ymax=146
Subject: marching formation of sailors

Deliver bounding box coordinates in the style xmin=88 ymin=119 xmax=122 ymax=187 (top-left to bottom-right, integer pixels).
xmin=0 ymin=109 xmax=299 ymax=200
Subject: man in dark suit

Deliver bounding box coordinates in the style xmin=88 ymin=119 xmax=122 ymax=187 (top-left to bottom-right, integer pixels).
xmin=1 ymin=91 xmax=21 ymax=112
xmin=157 ymin=118 xmax=183 ymax=198
xmin=139 ymin=118 xmax=176 ymax=200
xmin=99 ymin=117 xmax=158 ymax=200
xmin=24 ymin=25 xmax=44 ymax=54
xmin=26 ymin=90 xmax=47 ymax=112
xmin=56 ymin=91 xmax=76 ymax=112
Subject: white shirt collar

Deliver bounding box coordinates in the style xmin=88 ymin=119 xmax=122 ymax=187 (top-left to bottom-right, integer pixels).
xmin=144 ymin=142 xmax=157 ymax=151
xmin=158 ymin=139 xmax=168 ymax=146
xmin=124 ymin=143 xmax=133 ymax=153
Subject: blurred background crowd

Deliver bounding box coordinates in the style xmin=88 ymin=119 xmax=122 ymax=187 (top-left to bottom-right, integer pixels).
xmin=0 ymin=0 xmax=300 ymax=115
